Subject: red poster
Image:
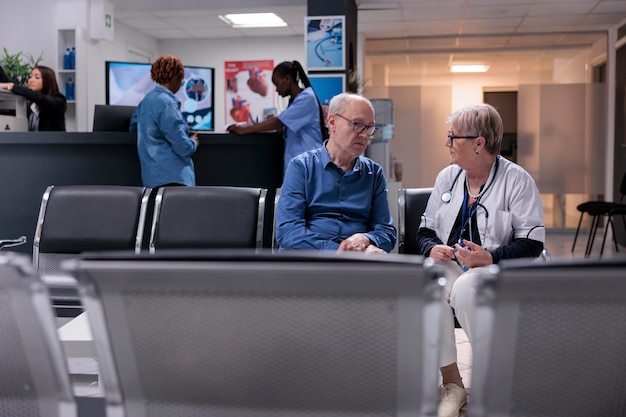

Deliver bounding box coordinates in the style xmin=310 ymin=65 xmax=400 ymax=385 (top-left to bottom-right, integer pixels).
xmin=224 ymin=60 xmax=275 ymax=127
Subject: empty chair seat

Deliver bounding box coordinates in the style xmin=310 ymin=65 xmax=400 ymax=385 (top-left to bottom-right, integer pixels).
xmin=571 ymin=170 xmax=626 ymax=256
xmin=149 ymin=186 xmax=267 ymax=253
xmin=397 ymin=187 xmax=433 ymax=254
xmin=0 ymin=252 xmax=76 ymax=417
xmin=67 ymin=251 xmax=445 ymax=417
xmin=470 ymin=258 xmax=626 ymax=417
xmin=33 ymin=185 xmax=150 ymax=314
xmin=583 ymin=201 xmax=626 ymax=258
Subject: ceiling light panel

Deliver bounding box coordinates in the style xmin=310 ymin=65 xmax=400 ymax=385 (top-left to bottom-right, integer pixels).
xmin=218 ymin=13 xmax=287 ymax=28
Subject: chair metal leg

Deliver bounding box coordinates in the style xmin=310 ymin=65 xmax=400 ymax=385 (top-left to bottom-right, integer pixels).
xmin=584 ymin=216 xmax=596 ymax=257
xmin=600 ymin=216 xmax=612 ymax=257
xmin=571 ymin=212 xmax=584 ymax=252
xmin=611 ymin=216 xmax=620 ymax=252
xmin=613 ymin=216 xmax=620 ymax=253
xmin=602 ymin=214 xmax=626 ymax=256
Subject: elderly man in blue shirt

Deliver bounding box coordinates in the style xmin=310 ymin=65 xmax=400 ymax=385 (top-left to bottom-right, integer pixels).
xmin=276 ymin=93 xmax=396 ymax=253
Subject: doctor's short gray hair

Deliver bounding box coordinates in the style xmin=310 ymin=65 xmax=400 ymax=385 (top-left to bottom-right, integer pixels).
xmin=447 ymin=103 xmax=503 ymax=155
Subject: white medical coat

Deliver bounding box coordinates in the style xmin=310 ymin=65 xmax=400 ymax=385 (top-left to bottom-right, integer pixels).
xmin=420 ymin=156 xmax=545 ymax=251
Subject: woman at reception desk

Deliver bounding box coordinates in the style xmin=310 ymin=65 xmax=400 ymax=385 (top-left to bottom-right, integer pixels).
xmin=0 ymin=65 xmax=66 ymax=131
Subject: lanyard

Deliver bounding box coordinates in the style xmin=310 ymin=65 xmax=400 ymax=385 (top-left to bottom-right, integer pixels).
xmin=460 ymin=192 xmax=478 ymax=241
xmin=459 ymin=157 xmax=500 ymax=242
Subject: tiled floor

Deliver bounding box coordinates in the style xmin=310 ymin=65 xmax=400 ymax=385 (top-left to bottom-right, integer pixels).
xmin=63 ymin=228 xmax=624 ymax=402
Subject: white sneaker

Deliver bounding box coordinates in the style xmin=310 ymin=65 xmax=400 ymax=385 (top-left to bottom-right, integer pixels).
xmin=438 ymin=383 xmax=467 ymax=417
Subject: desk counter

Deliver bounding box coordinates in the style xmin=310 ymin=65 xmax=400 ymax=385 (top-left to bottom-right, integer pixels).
xmin=0 ymin=131 xmax=284 ymax=253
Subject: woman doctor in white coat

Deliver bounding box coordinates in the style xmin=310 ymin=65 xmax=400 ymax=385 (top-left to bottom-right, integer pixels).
xmin=416 ymin=103 xmax=545 ymax=417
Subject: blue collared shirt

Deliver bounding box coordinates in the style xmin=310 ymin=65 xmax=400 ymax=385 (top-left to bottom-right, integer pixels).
xmin=276 ymin=143 xmax=397 ymax=252
xmin=130 ymin=85 xmax=197 ymax=188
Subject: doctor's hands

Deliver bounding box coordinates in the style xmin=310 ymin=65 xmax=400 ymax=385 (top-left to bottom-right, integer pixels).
xmin=428 ymin=241 xmax=493 ymax=269
xmin=428 ymin=244 xmax=456 ymax=263
xmin=453 ymin=240 xmax=493 ymax=269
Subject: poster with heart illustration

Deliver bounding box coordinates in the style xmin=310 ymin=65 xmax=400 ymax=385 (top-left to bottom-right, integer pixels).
xmin=224 ymin=60 xmax=275 ymax=127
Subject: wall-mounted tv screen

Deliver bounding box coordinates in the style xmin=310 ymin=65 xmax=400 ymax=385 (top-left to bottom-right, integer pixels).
xmin=106 ymin=61 xmax=215 ymax=131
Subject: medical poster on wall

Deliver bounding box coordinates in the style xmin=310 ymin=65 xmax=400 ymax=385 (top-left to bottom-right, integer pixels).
xmin=309 ymin=74 xmax=345 ymax=121
xmin=224 ymin=60 xmax=275 ymax=127
xmin=305 ymin=15 xmax=345 ymax=71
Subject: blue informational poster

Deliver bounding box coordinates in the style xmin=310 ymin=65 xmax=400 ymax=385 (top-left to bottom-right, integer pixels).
xmin=309 ymin=74 xmax=345 ymax=119
xmin=305 ymin=16 xmax=345 ymax=71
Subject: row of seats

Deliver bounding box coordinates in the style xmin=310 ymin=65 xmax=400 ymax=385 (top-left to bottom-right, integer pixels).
xmin=34 ymin=184 xmax=554 ymax=317
xmin=33 ymin=185 xmax=556 ymax=282
xmin=2 ymin=251 xmax=625 ymax=417
xmin=31 ymin=185 xmax=268 ymax=315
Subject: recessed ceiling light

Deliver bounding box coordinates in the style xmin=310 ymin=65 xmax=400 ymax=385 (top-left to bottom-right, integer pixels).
xmin=449 ymin=64 xmax=490 ymax=73
xmin=218 ymin=13 xmax=287 ymax=28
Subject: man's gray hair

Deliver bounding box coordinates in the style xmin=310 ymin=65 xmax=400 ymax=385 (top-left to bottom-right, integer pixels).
xmin=328 ymin=93 xmax=374 ymax=116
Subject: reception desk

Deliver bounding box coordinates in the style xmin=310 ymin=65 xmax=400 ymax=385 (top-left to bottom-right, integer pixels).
xmin=0 ymin=132 xmax=284 ymax=253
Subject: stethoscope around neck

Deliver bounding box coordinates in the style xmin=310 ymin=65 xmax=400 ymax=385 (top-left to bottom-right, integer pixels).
xmin=443 ymin=156 xmax=500 ymax=245
xmin=441 ymin=155 xmax=500 ymax=204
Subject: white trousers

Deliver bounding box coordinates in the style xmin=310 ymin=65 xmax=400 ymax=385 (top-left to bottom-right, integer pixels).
xmin=439 ymin=262 xmax=489 ymax=367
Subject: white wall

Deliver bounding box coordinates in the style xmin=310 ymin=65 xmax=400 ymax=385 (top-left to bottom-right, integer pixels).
xmin=84 ymin=21 xmax=160 ymax=129
xmin=0 ymin=0 xmax=85 ymax=72
xmin=0 ymin=0 xmax=160 ymax=130
xmin=388 ymin=85 xmax=452 ymax=188
xmin=159 ymin=36 xmax=304 ymax=131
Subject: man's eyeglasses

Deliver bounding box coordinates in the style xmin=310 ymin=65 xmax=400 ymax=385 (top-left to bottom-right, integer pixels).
xmin=335 ymin=114 xmax=379 ymax=136
xmin=447 ymin=131 xmax=479 ymax=141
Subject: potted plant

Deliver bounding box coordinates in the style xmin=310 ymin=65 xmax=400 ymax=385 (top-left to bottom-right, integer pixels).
xmin=0 ymin=48 xmax=44 ymax=87
xmin=347 ymin=68 xmax=366 ymax=94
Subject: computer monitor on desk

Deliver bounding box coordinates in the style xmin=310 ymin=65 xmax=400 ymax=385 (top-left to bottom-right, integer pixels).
xmin=92 ymin=104 xmax=136 ymax=132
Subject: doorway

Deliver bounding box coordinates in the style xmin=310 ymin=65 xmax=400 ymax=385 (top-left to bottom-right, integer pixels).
xmin=483 ymin=91 xmax=518 ymax=163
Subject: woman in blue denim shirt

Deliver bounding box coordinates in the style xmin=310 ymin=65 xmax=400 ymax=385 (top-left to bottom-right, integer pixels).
xmin=130 ymin=55 xmax=199 ymax=188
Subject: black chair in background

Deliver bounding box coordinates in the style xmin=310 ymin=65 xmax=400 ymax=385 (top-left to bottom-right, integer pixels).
xmin=397 ymin=187 xmax=433 ymax=254
xmin=149 ymin=186 xmax=267 ymax=253
xmin=33 ymin=185 xmax=150 ymax=316
xmin=470 ymin=258 xmax=626 ymax=417
xmin=572 ymin=170 xmax=626 ymax=257
xmin=67 ymin=251 xmax=445 ymax=417
xmin=0 ymin=252 xmax=77 ymax=417
xmin=598 ymin=204 xmax=626 ymax=255
xmin=272 ymin=188 xmax=281 ymax=252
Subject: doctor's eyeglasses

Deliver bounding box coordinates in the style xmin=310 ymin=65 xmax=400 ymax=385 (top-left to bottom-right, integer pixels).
xmin=447 ymin=131 xmax=479 ymax=142
xmin=335 ymin=114 xmax=379 ymax=136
